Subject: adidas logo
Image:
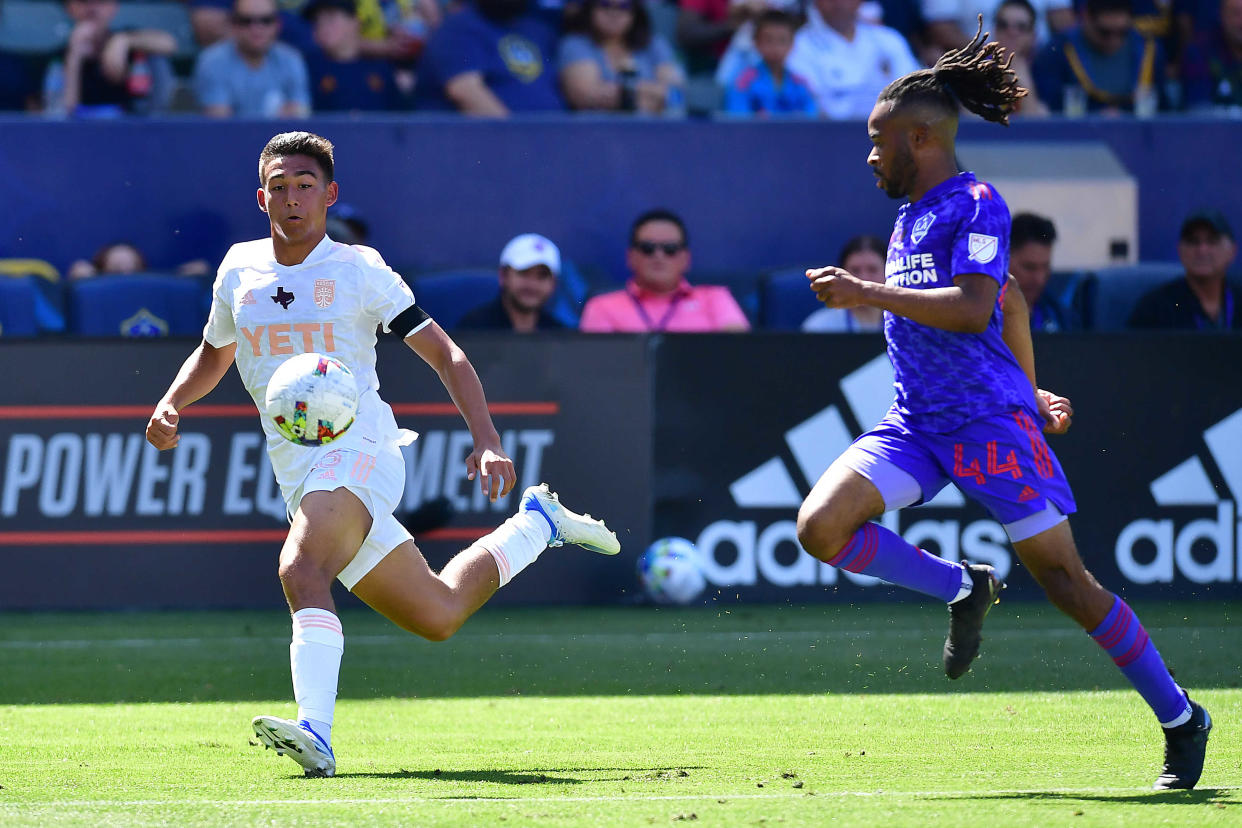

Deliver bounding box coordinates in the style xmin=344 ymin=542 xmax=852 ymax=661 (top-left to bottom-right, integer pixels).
xmin=1117 ymin=408 xmax=1242 ymax=584
xmin=691 ymin=354 xmax=1010 ymax=591
xmin=728 ymin=354 xmax=965 ymax=509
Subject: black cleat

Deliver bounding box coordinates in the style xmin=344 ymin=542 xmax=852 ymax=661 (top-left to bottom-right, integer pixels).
xmin=1153 ymin=701 xmax=1212 ymax=790
xmin=943 ymin=564 xmax=1003 ymax=679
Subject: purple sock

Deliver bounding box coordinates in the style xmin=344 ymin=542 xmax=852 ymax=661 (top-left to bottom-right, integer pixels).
xmin=1089 ymin=595 xmax=1191 ymax=726
xmin=827 ymin=522 xmax=963 ymax=602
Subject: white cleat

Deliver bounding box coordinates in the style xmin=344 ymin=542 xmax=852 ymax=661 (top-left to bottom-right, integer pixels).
xmin=252 ymin=715 xmax=336 ymax=778
xmin=520 ymin=483 xmax=620 ymax=556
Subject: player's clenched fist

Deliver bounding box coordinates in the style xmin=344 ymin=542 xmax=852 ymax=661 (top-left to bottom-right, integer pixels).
xmin=1036 ymin=388 xmax=1073 ymax=435
xmin=146 ymin=401 xmax=181 ymax=450
xmin=807 ymin=266 xmax=867 ymax=308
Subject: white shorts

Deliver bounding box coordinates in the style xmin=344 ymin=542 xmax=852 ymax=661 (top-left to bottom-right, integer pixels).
xmin=288 ymin=443 xmax=413 ymax=591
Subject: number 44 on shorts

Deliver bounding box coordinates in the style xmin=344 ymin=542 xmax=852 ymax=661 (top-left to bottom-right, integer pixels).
xmin=953 ymin=441 xmax=1023 ymax=486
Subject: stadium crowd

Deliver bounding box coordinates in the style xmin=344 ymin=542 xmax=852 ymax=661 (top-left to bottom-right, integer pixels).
xmin=0 ymin=0 xmax=1239 ymax=116
xmin=0 ymin=0 xmax=1237 ymax=337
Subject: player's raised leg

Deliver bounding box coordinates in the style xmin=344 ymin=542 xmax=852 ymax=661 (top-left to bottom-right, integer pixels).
xmin=253 ymin=486 xmax=372 ymax=777
xmin=352 ymin=484 xmax=619 ymax=641
xmin=798 ymin=455 xmax=978 ymax=604
xmin=1012 ymin=521 xmax=1212 ymax=789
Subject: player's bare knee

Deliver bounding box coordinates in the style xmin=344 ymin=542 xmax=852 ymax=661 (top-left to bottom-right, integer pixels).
xmin=1039 ymin=567 xmax=1094 ymax=623
xmin=278 ymin=555 xmax=333 ymax=604
xmin=796 ymin=508 xmax=849 ymax=562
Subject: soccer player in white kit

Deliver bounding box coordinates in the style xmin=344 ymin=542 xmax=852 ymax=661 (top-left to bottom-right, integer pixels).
xmin=144 ymin=132 xmax=620 ymax=777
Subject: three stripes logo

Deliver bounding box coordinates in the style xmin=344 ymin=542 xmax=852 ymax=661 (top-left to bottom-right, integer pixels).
xmin=1116 ymin=408 xmax=1242 ymax=584
xmin=727 ymin=353 xmax=968 ymax=510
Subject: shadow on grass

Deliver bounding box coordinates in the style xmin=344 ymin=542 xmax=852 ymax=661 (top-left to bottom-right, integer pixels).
xmin=928 ymin=787 xmax=1235 ymax=806
xmin=332 ymin=766 xmax=706 ymax=785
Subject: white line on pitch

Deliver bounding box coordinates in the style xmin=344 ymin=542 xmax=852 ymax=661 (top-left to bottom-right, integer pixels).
xmin=2 ymin=786 xmax=1238 ymax=808
xmin=1 ymin=625 xmax=1225 ymax=651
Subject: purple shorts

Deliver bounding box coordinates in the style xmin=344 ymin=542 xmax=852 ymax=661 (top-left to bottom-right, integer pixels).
xmin=845 ymin=406 xmax=1077 ymax=528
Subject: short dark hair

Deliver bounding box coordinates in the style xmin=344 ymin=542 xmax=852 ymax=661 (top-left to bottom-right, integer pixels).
xmin=838 ymin=234 xmax=888 ymax=267
xmin=754 ymin=9 xmax=800 ymax=35
xmin=995 ymin=0 xmax=1036 ymax=23
xmin=630 ymin=208 xmax=688 ymax=247
xmin=565 ymin=0 xmax=653 ymax=51
xmin=1085 ymin=0 xmax=1131 ymax=17
xmin=1011 ymin=212 xmax=1058 ymax=249
xmin=258 ymin=131 xmax=335 ymax=185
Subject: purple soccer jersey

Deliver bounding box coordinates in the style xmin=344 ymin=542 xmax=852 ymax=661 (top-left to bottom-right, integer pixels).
xmin=883 ymin=172 xmax=1037 ymax=433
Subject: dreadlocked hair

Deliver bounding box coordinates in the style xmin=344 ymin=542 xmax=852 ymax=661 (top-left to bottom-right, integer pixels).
xmin=877 ymin=16 xmax=1027 ymax=126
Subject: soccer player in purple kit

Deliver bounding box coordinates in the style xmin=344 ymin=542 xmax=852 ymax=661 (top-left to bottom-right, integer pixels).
xmin=796 ymin=21 xmax=1212 ymax=790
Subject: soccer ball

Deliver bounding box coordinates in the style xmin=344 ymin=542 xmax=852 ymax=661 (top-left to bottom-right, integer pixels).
xmin=638 ymin=537 xmax=707 ymax=605
xmin=265 ymin=353 xmax=358 ymax=446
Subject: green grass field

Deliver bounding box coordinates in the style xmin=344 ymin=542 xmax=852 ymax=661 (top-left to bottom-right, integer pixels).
xmin=1 ymin=601 xmax=1238 ymax=827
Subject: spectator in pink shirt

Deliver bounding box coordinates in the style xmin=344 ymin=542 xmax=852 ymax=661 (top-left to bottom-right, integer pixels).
xmin=579 ymin=209 xmax=751 ymax=333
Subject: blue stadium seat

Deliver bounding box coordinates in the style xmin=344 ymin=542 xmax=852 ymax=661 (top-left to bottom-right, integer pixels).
xmin=69 ymin=274 xmax=207 ymax=337
xmin=691 ymin=269 xmax=761 ymax=322
xmin=0 ymin=258 xmax=65 ymax=333
xmin=1042 ymin=270 xmax=1087 ymax=331
xmin=0 ymin=276 xmax=40 ymax=338
xmin=0 ymin=1 xmax=71 ymax=55
xmin=1080 ymin=262 xmax=1184 ymax=331
xmin=759 ymin=267 xmax=821 ymax=330
xmin=410 ymin=269 xmax=499 ymax=330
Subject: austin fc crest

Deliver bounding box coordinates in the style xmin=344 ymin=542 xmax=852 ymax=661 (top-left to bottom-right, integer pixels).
xmin=314 ymin=279 xmax=335 ymax=309
xmin=911 ymin=212 xmax=937 ymax=245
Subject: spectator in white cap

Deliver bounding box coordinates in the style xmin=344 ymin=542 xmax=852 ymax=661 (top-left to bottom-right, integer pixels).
xmin=458 ymin=233 xmax=568 ymax=331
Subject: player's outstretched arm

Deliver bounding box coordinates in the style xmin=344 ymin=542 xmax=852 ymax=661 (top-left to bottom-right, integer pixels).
xmin=1000 ymin=275 xmax=1072 ymax=434
xmin=146 ymin=340 xmax=237 ymax=450
xmin=404 ymin=321 xmax=516 ymax=502
xmin=808 ymin=267 xmax=997 ymax=333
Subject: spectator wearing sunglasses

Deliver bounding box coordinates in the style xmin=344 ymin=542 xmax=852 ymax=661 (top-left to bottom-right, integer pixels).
xmin=1033 ymin=0 xmax=1166 ymax=114
xmin=559 ymin=0 xmax=686 ymax=113
xmin=990 ymin=0 xmax=1050 ymax=114
xmin=922 ymin=0 xmax=1074 ymax=56
xmin=579 ymin=209 xmax=750 ymax=332
xmin=193 ymin=0 xmax=312 ymax=117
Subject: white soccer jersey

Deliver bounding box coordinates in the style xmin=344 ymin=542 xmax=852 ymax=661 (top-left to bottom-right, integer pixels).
xmin=203 ymin=235 xmax=421 ymax=498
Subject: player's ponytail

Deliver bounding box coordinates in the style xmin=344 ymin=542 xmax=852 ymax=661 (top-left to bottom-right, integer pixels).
xmin=878 ymin=16 xmax=1027 ymax=126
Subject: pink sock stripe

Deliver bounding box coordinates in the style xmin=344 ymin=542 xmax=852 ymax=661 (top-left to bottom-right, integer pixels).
xmin=298 ymin=620 xmax=343 ymax=633
xmin=1114 ymin=627 xmax=1150 ymax=667
xmin=841 ymin=524 xmax=878 ymax=574
xmin=1090 ymin=599 xmax=1129 ymax=648
xmin=1095 ymin=605 xmax=1134 ymax=651
xmin=826 ymin=530 xmax=861 ymax=568
xmin=294 ymin=611 xmax=342 ymax=634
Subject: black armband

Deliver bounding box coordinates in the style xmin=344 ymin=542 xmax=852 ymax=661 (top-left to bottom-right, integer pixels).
xmin=389 ymin=304 xmax=431 ymax=338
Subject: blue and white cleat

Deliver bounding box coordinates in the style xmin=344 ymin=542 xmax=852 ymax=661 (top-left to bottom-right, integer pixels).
xmin=520 ymin=483 xmax=620 ymax=556
xmin=252 ymin=715 xmax=336 ymax=778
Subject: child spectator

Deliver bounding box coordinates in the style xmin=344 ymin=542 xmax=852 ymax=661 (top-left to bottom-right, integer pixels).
xmin=723 ymin=10 xmax=818 ymax=115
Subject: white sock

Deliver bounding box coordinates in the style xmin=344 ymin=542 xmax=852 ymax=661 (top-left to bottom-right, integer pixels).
xmin=290 ymin=608 xmax=343 ymax=747
xmin=947 ymin=564 xmax=974 ymax=604
xmin=475 ymin=510 xmax=553 ymax=587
